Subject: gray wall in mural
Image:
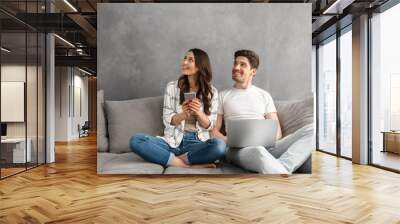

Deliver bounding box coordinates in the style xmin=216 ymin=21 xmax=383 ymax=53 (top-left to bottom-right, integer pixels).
xmin=98 ymin=3 xmax=312 ymax=101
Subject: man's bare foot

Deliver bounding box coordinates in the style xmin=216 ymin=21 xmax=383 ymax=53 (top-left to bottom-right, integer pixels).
xmin=190 ymin=163 xmax=217 ymax=169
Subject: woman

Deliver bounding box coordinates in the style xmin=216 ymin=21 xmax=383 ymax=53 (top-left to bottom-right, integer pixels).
xmin=130 ymin=48 xmax=225 ymax=168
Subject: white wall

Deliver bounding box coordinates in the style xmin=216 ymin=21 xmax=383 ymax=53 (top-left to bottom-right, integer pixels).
xmin=71 ymin=72 xmax=89 ymax=138
xmin=1 ymin=65 xmax=41 ymax=137
xmin=55 ymin=67 xmax=89 ymax=141
xmin=1 ymin=65 xmax=26 ymax=136
xmin=55 ymin=67 xmax=70 ymax=141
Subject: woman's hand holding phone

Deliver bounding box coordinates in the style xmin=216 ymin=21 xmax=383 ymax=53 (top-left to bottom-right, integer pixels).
xmin=181 ymin=100 xmax=192 ymax=118
xmin=180 ymin=95 xmax=209 ymax=129
xmin=182 ymin=92 xmax=202 ymax=116
xmin=188 ymin=98 xmax=202 ymax=116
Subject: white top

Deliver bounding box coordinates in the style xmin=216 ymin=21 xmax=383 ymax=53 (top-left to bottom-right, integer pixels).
xmin=217 ymin=85 xmax=277 ymax=121
xmin=184 ymin=113 xmax=198 ymax=132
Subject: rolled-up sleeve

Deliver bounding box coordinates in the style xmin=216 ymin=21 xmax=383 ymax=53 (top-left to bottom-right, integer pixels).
xmin=199 ymin=87 xmax=218 ymax=131
xmin=162 ymin=83 xmax=177 ymax=128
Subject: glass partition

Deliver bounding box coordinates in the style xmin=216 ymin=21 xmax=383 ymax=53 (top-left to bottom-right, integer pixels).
xmin=0 ymin=1 xmax=46 ymax=179
xmin=1 ymin=30 xmax=28 ymax=178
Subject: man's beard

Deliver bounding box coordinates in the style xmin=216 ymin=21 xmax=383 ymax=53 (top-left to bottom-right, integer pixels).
xmin=232 ymin=74 xmax=244 ymax=82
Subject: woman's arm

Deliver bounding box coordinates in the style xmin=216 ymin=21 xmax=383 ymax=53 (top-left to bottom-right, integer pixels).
xmin=170 ymin=112 xmax=186 ymax=126
xmin=162 ymin=82 xmax=183 ymax=127
xmin=210 ymin=114 xmax=227 ymax=142
xmin=189 ymin=88 xmax=218 ymax=130
xmin=170 ymin=101 xmax=191 ymax=126
xmin=188 ymin=98 xmax=211 ymax=129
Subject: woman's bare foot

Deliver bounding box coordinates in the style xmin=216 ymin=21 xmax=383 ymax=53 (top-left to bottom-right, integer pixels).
xmin=168 ymin=156 xmax=190 ymax=168
xmin=190 ymin=163 xmax=217 ymax=169
xmin=177 ymin=153 xmax=189 ymax=165
xmin=173 ymin=153 xmax=217 ymax=168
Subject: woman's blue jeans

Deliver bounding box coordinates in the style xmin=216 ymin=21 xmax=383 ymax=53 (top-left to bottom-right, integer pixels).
xmin=129 ymin=132 xmax=226 ymax=166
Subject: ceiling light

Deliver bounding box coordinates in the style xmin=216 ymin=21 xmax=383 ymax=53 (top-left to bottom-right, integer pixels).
xmin=78 ymin=67 xmax=92 ymax=76
xmin=63 ymin=0 xmax=78 ymax=12
xmin=76 ymin=49 xmax=85 ymax=55
xmin=323 ymin=0 xmax=341 ymax=14
xmin=54 ymin=34 xmax=75 ymax=48
xmin=1 ymin=47 xmax=11 ymax=53
xmin=322 ymin=0 xmax=355 ymax=15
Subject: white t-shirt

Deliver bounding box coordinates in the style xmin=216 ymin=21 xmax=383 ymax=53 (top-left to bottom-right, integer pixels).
xmin=218 ymin=85 xmax=277 ymax=121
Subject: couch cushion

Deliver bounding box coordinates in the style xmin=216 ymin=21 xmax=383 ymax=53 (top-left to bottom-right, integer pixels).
xmin=97 ymin=152 xmax=116 ymax=173
xmin=163 ymin=163 xmax=248 ymax=174
xmin=293 ymin=156 xmax=312 ymax=174
xmin=275 ymin=98 xmax=313 ymax=137
xmin=98 ymin=152 xmax=164 ymax=174
xmin=164 ymin=166 xmax=223 ymax=174
xmin=97 ymin=152 xmax=116 ymax=166
xmin=105 ymin=96 xmax=164 ymax=153
xmin=221 ymin=163 xmax=250 ymax=174
xmin=97 ymin=90 xmax=109 ymax=152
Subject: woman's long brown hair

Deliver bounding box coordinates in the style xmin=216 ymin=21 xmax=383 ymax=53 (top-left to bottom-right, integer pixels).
xmin=178 ymin=48 xmax=213 ymax=115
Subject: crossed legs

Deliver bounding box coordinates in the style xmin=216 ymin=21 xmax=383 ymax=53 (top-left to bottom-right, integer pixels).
xmin=130 ymin=133 xmax=226 ymax=168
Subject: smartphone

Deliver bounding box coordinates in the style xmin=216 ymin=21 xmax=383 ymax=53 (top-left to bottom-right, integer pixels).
xmin=184 ymin=92 xmax=196 ymax=101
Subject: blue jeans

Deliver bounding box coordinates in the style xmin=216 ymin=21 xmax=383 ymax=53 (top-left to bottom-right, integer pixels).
xmin=129 ymin=132 xmax=226 ymax=166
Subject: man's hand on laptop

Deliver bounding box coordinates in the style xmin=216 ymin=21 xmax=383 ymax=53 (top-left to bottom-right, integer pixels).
xmin=264 ymin=112 xmax=282 ymax=140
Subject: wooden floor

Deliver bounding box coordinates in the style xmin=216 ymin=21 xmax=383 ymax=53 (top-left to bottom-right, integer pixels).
xmin=1 ymin=135 xmax=400 ymax=223
xmin=372 ymin=150 xmax=400 ymax=171
xmin=1 ymin=163 xmax=45 ymax=178
xmin=1 ymin=167 xmax=26 ymax=178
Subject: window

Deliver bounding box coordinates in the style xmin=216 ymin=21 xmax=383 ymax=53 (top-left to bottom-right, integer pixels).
xmin=318 ymin=36 xmax=337 ymax=154
xmin=340 ymin=28 xmax=352 ymax=158
xmin=370 ymin=2 xmax=400 ymax=171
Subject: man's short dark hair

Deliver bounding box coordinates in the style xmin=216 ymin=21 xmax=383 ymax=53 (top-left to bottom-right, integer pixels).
xmin=234 ymin=50 xmax=260 ymax=69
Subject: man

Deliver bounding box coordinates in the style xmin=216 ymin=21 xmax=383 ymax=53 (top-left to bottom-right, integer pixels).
xmin=211 ymin=50 xmax=293 ymax=174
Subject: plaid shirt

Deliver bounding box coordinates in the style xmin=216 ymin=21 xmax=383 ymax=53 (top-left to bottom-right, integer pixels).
xmin=158 ymin=80 xmax=218 ymax=148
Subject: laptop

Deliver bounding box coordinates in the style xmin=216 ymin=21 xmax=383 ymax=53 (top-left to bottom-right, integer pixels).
xmin=226 ymin=119 xmax=277 ymax=148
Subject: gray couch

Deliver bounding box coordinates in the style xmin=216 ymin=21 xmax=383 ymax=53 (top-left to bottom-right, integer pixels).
xmin=97 ymin=90 xmax=314 ymax=174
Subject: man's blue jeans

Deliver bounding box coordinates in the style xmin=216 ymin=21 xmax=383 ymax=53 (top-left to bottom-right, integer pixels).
xmin=129 ymin=132 xmax=226 ymax=166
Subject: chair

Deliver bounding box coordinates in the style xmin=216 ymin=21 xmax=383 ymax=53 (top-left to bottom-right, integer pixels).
xmin=79 ymin=121 xmax=90 ymax=138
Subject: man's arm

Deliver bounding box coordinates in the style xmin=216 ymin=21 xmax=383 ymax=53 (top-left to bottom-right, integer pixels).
xmin=265 ymin=112 xmax=282 ymax=140
xmin=210 ymin=114 xmax=227 ymax=142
